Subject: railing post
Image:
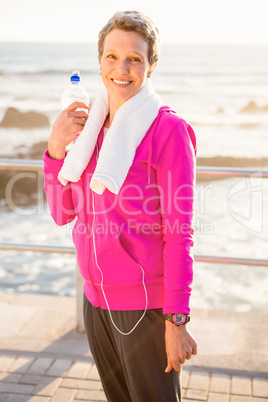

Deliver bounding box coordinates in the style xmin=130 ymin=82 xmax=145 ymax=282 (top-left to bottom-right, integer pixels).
xmin=76 ymin=261 xmax=85 ymax=333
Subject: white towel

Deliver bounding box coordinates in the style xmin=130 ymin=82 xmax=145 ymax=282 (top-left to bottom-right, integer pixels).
xmin=58 ymin=79 xmax=163 ymax=194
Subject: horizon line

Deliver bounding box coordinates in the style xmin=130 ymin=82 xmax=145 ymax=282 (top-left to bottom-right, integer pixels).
xmin=0 ymin=40 xmax=268 ymax=46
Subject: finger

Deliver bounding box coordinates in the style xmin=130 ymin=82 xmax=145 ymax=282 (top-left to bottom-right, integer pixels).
xmin=165 ymin=357 xmax=173 ymax=373
xmin=63 ymin=111 xmax=89 ymax=122
xmin=165 ymin=364 xmax=173 ymax=373
xmin=63 ymin=110 xmax=89 ymax=119
xmin=185 ymin=352 xmax=192 ymax=360
xmin=64 ymin=101 xmax=89 ymax=112
xmin=173 ymin=360 xmax=182 ymax=372
xmin=72 ymin=125 xmax=87 ymax=133
xmin=192 ymin=343 xmax=198 ymax=355
xmin=71 ymin=110 xmax=89 ymax=119
xmin=67 ymin=117 xmax=88 ymax=127
xmin=178 ymin=355 xmax=185 ymax=365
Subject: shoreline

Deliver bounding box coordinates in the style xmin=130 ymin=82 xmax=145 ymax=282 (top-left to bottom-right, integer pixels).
xmin=197 ymin=155 xmax=268 ymax=168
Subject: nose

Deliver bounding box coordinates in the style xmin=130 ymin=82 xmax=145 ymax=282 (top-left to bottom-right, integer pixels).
xmin=116 ymin=59 xmax=129 ymax=75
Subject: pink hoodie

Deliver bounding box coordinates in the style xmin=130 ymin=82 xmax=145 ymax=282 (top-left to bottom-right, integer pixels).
xmin=43 ymin=106 xmax=197 ymax=314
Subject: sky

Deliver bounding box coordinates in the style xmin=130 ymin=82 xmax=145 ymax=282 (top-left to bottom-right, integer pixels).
xmin=0 ymin=0 xmax=267 ymax=44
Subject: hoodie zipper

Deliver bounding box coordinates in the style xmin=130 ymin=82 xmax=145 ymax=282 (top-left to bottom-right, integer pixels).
xmin=81 ymin=158 xmax=99 ymax=305
xmin=91 ymin=141 xmax=101 ymax=307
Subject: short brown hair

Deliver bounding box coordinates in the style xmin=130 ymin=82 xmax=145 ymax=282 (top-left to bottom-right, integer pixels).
xmin=98 ymin=11 xmax=160 ymax=68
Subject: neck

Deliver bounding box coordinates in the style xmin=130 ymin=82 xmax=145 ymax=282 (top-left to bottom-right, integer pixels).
xmin=106 ymin=98 xmax=124 ymax=128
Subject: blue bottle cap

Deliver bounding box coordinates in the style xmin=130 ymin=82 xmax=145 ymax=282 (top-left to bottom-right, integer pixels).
xmin=70 ymin=70 xmax=80 ymax=82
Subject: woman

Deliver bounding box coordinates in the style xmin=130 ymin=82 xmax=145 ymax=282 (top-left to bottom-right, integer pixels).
xmin=44 ymin=10 xmax=197 ymax=402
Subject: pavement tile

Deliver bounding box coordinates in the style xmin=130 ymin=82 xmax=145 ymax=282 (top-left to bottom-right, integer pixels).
xmin=61 ymin=378 xmax=102 ymax=391
xmin=230 ymin=396 xmax=268 ymax=402
xmin=20 ymin=374 xmax=43 ymax=385
xmin=255 ymin=399 xmax=268 ymax=402
xmin=9 ymin=357 xmax=35 ymax=374
xmin=50 ymin=387 xmax=77 ymax=402
xmin=207 ymin=392 xmax=229 ymax=402
xmin=183 ymin=400 xmax=204 ymax=402
xmin=253 ymin=377 xmax=268 ymax=398
xmin=210 ymin=373 xmax=231 ymax=393
xmin=0 ymin=372 xmax=22 ymax=383
xmin=67 ymin=361 xmax=92 ymax=379
xmin=46 ymin=358 xmax=73 ymax=377
xmin=27 ymin=358 xmax=54 ymax=376
xmin=4 ymin=396 xmax=49 ymax=402
xmin=0 ymin=356 xmax=16 ymax=372
xmin=231 ymin=376 xmax=252 ymax=396
xmin=0 ymin=382 xmax=35 ymax=395
xmin=188 ymin=371 xmax=210 ymax=391
xmin=181 ymin=387 xmax=186 ymax=398
xmin=4 ymin=396 xmax=31 ymax=402
xmin=185 ymin=388 xmax=208 ymax=400
xmin=34 ymin=376 xmax=62 ymax=397
xmin=86 ymin=364 xmax=101 ymax=381
xmin=182 ymin=370 xmax=191 ymax=389
xmin=75 ymin=390 xmax=107 ymax=401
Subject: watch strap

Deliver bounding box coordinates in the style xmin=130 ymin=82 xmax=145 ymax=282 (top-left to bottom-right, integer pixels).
xmin=165 ymin=313 xmax=190 ymax=326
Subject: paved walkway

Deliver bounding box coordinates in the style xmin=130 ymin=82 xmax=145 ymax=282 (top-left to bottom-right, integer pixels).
xmin=0 ymin=293 xmax=267 ymax=401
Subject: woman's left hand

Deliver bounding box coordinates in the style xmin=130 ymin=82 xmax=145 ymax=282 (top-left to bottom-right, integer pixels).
xmin=165 ymin=321 xmax=197 ymax=372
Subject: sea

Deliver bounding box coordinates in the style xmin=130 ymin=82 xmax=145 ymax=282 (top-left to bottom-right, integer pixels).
xmin=0 ymin=42 xmax=268 ymax=312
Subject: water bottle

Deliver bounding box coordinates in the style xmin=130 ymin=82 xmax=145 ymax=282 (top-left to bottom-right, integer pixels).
xmin=61 ymin=70 xmax=89 ymax=111
xmin=61 ymin=71 xmax=89 ymax=151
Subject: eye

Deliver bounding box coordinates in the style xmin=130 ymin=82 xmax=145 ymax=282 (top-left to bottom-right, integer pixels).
xmin=130 ymin=57 xmax=141 ymax=62
xmin=107 ymin=54 xmax=116 ymax=59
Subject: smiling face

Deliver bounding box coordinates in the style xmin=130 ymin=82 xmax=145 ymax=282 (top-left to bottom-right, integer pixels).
xmin=99 ymin=29 xmax=152 ymax=113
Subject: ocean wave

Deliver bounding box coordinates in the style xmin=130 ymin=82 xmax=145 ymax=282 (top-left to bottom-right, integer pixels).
xmin=156 ymin=69 xmax=268 ymax=77
xmin=0 ymin=68 xmax=98 ymax=76
xmin=191 ymin=120 xmax=261 ymax=129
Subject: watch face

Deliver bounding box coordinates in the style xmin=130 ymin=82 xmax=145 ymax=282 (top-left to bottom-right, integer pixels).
xmin=174 ymin=314 xmax=185 ymax=325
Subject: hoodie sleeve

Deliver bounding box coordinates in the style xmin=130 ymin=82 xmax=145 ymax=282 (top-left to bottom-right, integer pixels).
xmin=156 ymin=119 xmax=197 ymax=315
xmin=43 ymin=150 xmax=76 ymax=226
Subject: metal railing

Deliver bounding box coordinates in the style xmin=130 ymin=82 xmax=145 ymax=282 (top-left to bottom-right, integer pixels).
xmin=1 ymin=158 xmax=268 ymax=267
xmin=0 ymin=158 xmax=43 ymax=171
xmin=1 ymin=158 xmax=268 ymax=331
xmin=0 ymin=243 xmax=75 ymax=254
xmin=1 ymin=244 xmax=268 ymax=267
xmin=1 ymin=158 xmax=268 ymax=177
xmin=197 ymin=166 xmax=268 ymax=178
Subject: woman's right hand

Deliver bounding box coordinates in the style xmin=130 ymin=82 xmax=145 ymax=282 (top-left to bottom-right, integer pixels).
xmin=48 ymin=101 xmax=89 ymax=160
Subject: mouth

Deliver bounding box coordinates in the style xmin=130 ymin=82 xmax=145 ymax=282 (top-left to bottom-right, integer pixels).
xmin=111 ymin=79 xmax=132 ymax=85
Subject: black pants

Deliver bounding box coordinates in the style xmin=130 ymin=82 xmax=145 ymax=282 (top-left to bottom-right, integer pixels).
xmin=83 ymin=295 xmax=181 ymax=402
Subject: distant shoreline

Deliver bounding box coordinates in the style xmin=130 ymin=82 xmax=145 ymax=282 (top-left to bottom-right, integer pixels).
xmin=197 ymin=155 xmax=268 ymax=168
xmin=196 ymin=156 xmax=268 ymax=182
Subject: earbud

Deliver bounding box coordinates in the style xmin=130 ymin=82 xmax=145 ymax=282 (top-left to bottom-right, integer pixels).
xmin=148 ymin=69 xmax=154 ymax=78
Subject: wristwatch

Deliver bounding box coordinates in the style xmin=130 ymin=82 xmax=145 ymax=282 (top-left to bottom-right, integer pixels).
xmin=165 ymin=313 xmax=190 ymax=326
